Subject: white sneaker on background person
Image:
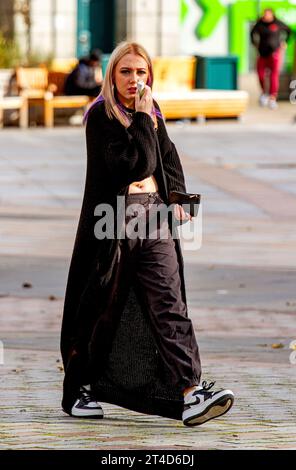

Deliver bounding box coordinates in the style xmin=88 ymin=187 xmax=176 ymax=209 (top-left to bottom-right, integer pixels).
xmin=268 ymin=96 xmax=278 ymax=110
xmin=182 ymin=381 xmax=234 ymax=426
xmin=259 ymin=93 xmax=269 ymax=107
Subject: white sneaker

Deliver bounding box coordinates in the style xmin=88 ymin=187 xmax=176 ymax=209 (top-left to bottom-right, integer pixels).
xmin=268 ymin=97 xmax=278 ymax=110
xmin=259 ymin=94 xmax=269 ymax=107
xmin=71 ymin=385 xmax=104 ymax=418
xmin=182 ymin=381 xmax=234 ymax=426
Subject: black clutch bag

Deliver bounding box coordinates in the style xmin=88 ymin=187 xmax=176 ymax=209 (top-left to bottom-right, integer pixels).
xmin=168 ymin=190 xmax=201 ymax=218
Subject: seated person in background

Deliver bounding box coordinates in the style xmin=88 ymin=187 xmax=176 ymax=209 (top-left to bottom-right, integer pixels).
xmin=64 ymin=50 xmax=103 ymax=97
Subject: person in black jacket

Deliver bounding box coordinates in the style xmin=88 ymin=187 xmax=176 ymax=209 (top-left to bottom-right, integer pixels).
xmin=60 ymin=41 xmax=234 ymax=427
xmin=251 ymin=8 xmax=291 ymax=109
xmin=64 ymin=50 xmax=103 ymax=97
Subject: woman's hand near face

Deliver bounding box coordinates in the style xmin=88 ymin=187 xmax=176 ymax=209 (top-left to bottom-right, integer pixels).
xmin=135 ymin=84 xmax=153 ymax=116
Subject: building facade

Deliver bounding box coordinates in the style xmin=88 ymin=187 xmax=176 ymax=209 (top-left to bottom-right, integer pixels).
xmin=9 ymin=0 xmax=296 ymax=73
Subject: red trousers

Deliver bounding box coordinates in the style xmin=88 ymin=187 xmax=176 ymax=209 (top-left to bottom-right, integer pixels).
xmin=257 ymin=48 xmax=282 ymax=97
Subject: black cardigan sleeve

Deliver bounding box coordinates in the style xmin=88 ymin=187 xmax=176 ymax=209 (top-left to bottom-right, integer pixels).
xmin=162 ymin=141 xmax=187 ymax=193
xmin=154 ymin=100 xmax=187 ymax=193
xmin=86 ymin=104 xmax=158 ymax=189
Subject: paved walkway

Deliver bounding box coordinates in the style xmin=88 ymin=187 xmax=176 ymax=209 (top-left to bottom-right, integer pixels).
xmin=0 ymin=103 xmax=296 ymax=449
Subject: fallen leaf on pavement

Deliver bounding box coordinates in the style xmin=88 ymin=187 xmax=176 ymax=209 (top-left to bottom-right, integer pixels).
xmin=22 ymin=282 xmax=32 ymax=288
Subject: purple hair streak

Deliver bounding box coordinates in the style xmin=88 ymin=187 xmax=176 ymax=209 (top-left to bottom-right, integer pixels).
xmin=83 ymin=92 xmax=163 ymax=125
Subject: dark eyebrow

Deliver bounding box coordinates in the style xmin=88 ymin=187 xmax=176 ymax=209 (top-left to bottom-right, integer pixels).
xmin=119 ymin=67 xmax=147 ymax=71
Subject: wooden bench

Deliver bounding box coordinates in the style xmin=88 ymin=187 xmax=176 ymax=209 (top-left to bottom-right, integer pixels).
xmin=15 ymin=67 xmax=48 ymax=126
xmin=16 ymin=67 xmax=48 ymax=98
xmin=150 ymin=56 xmax=249 ymax=121
xmin=0 ymin=95 xmax=28 ymax=128
xmin=49 ymin=58 xmax=78 ymax=73
xmin=15 ymin=68 xmax=91 ymax=127
xmin=153 ymin=89 xmax=249 ymax=121
xmin=44 ymin=71 xmax=91 ymax=127
xmin=152 ymin=56 xmax=197 ymax=92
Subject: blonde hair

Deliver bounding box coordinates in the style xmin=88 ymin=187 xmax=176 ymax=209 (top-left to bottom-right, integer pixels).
xmin=98 ymin=41 xmax=158 ymax=129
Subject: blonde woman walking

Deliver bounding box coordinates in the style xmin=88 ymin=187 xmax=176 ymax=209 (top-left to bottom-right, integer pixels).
xmin=60 ymin=41 xmax=234 ymax=426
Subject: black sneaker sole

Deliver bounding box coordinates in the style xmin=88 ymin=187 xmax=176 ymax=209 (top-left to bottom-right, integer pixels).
xmin=183 ymin=394 xmax=234 ymax=427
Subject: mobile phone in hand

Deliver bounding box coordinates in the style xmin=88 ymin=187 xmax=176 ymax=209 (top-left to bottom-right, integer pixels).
xmin=137 ymin=80 xmax=145 ymax=99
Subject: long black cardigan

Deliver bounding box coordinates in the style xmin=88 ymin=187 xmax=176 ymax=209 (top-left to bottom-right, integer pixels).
xmin=60 ymin=100 xmax=190 ymax=420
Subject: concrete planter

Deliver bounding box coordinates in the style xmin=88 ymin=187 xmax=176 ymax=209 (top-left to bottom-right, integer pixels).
xmin=0 ymin=69 xmax=14 ymax=97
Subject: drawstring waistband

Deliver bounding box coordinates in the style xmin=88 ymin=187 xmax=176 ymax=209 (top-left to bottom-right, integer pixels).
xmin=126 ymin=191 xmax=162 ymax=205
